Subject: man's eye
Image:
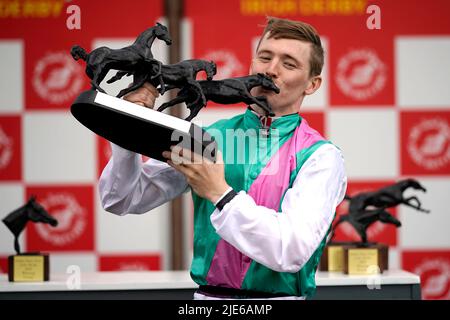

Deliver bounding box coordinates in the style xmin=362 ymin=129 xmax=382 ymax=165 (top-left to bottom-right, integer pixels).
xmin=258 ymin=56 xmax=271 ymax=61
xmin=284 ymin=62 xmax=296 ymax=69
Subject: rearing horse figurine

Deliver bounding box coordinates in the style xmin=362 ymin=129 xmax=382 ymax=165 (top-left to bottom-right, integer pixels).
xmin=2 ymin=196 xmax=58 ymax=254
xmin=332 ymin=208 xmax=401 ymax=244
xmin=71 ymin=22 xmax=172 ymax=94
xmin=346 ymin=178 xmax=430 ymax=213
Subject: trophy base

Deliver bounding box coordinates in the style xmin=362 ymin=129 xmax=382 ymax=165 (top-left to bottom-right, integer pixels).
xmin=8 ymin=253 xmax=49 ymax=282
xmin=71 ymin=90 xmax=217 ymax=163
xmin=319 ymin=241 xmax=356 ymax=272
xmin=343 ymin=243 xmax=388 ymax=275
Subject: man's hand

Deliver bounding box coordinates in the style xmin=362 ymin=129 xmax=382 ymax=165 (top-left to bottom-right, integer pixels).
xmin=123 ymin=82 xmax=159 ymax=108
xmin=162 ymin=146 xmax=230 ymax=203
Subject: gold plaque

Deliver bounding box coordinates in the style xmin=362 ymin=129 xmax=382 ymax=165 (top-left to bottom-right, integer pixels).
xmin=9 ymin=254 xmax=49 ymax=282
xmin=327 ymin=246 xmax=344 ymax=272
xmin=347 ymin=248 xmax=379 ymax=275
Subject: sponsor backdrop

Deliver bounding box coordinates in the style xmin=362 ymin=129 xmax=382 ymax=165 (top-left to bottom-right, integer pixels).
xmin=0 ymin=0 xmax=449 ymax=299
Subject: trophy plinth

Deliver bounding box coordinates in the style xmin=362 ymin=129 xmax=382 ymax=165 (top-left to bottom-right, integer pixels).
xmin=320 ymin=242 xmax=389 ymax=274
xmin=8 ymin=252 xmax=49 ymax=282
xmin=343 ymin=243 xmax=388 ymax=275
xmin=2 ymin=196 xmax=58 ymax=282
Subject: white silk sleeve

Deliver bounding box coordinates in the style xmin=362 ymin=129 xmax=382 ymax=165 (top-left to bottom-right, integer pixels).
xmin=99 ymin=143 xmax=189 ymax=215
xmin=210 ymin=143 xmax=347 ymax=273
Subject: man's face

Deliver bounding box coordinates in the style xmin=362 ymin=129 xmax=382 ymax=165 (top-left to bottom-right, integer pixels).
xmin=250 ymin=33 xmax=321 ymax=115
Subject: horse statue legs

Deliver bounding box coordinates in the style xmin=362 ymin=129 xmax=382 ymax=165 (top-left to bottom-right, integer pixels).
xmin=91 ymin=66 xmax=108 ymax=93
xmin=254 ymin=96 xmax=275 ymax=116
xmin=329 ymin=215 xmax=348 ymax=242
xmin=158 ymin=94 xmax=187 ymax=113
xmin=115 ymin=60 xmax=164 ymax=98
xmin=355 ymin=225 xmax=368 ymax=244
xmin=404 ymin=196 xmax=430 ymax=213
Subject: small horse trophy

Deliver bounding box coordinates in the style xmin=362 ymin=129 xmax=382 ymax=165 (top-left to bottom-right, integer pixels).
xmin=2 ymin=196 xmax=58 ymax=282
xmin=69 ymin=22 xmax=278 ymax=163
xmin=320 ymin=179 xmax=430 ymax=275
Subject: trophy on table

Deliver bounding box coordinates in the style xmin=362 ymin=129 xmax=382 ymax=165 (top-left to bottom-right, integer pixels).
xmin=2 ymin=196 xmax=58 ymax=282
xmin=69 ymin=22 xmax=278 ymax=162
xmin=320 ymin=178 xmax=430 ymax=275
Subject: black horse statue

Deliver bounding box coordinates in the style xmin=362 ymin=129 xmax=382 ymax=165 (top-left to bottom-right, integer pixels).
xmin=157 ymin=73 xmax=279 ymax=121
xmin=71 ymin=23 xmax=172 ymax=93
xmin=108 ymin=59 xmax=217 ymax=102
xmin=332 ymin=208 xmax=401 ymax=244
xmin=346 ymin=179 xmax=430 ymax=214
xmin=2 ymin=196 xmax=58 ymax=254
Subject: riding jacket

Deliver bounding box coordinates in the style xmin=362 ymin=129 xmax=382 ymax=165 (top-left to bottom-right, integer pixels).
xmin=99 ymin=108 xmax=347 ymax=298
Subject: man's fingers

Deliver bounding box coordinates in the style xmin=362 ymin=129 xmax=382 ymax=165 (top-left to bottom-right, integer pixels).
xmin=170 ymin=146 xmax=206 ymax=164
xmin=215 ymin=150 xmax=224 ymax=164
xmin=142 ymin=82 xmax=160 ymax=97
xmin=123 ymin=82 xmax=159 ymax=108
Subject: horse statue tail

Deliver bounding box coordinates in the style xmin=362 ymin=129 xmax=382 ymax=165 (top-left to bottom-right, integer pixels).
xmin=70 ymin=45 xmax=88 ymax=61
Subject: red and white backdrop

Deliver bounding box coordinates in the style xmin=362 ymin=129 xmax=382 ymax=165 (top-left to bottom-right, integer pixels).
xmin=0 ymin=0 xmax=449 ymax=299
xmin=0 ymin=0 xmax=170 ymax=275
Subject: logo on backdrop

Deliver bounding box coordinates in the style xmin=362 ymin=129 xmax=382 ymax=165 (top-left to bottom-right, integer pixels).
xmin=32 ymin=51 xmax=84 ymax=104
xmin=414 ymin=258 xmax=450 ymax=300
xmin=0 ymin=126 xmax=13 ymax=170
xmin=200 ymin=50 xmax=244 ymax=79
xmin=117 ymin=262 xmax=150 ymax=271
xmin=408 ymin=118 xmax=450 ymax=171
xmin=335 ymin=49 xmax=386 ymax=101
xmin=35 ymin=193 xmax=86 ymax=246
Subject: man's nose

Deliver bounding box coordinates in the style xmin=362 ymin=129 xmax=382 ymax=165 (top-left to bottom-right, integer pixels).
xmin=265 ymin=60 xmax=279 ymax=78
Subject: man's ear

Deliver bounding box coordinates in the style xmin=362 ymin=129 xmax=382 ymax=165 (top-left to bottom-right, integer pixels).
xmin=305 ymin=76 xmax=322 ymax=96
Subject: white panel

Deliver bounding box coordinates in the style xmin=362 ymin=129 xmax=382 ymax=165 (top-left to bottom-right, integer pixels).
xmin=50 ymin=253 xmax=97 ymax=273
xmin=396 ymin=37 xmax=450 ymax=108
xmin=0 ymin=184 xmax=25 ymax=254
xmin=0 ymin=40 xmax=23 ymax=113
xmin=328 ymin=109 xmax=399 ymax=178
xmin=388 ymin=247 xmax=400 ymax=270
xmin=181 ymin=18 xmax=192 ymax=61
xmin=95 ymin=187 xmax=170 ymax=269
xmin=399 ymin=178 xmax=450 ymax=248
xmin=24 ymin=112 xmax=95 ymax=183
xmin=251 ymin=36 xmax=329 ymax=110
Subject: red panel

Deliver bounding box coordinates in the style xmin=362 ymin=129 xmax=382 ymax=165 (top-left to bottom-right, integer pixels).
xmin=0 ymin=116 xmax=21 ymax=181
xmin=24 ymin=38 xmax=89 ymax=110
xmin=402 ymin=251 xmax=450 ymax=300
xmin=329 ymin=35 xmax=394 ymax=106
xmin=0 ymin=257 xmax=8 ymax=274
xmin=25 ymin=185 xmax=94 ymax=252
xmin=401 ymin=111 xmax=450 ymax=176
xmin=99 ymin=254 xmax=161 ymax=271
xmin=300 ymin=112 xmax=325 ymax=137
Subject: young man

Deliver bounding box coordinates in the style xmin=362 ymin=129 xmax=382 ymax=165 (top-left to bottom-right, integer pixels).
xmin=99 ymin=17 xmax=347 ymax=299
